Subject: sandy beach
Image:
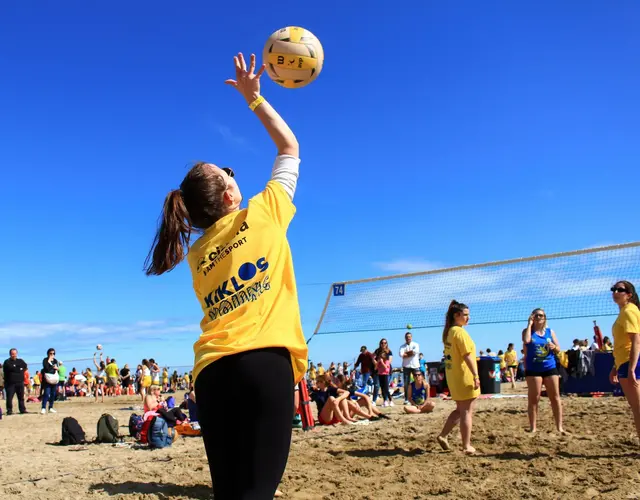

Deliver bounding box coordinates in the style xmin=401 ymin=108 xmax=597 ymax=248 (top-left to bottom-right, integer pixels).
xmin=1 ymin=385 xmax=639 ymax=499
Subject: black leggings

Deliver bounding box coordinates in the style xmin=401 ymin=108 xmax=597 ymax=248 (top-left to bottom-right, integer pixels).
xmin=195 ymin=347 xmax=294 ymax=500
xmin=378 ymin=374 xmax=391 ymax=401
xmin=157 ymin=407 xmax=187 ymax=428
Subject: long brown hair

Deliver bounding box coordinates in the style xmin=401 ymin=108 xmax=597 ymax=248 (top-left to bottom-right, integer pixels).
xmin=616 ymin=280 xmax=640 ymax=307
xmin=144 ymin=162 xmax=228 ymax=275
xmin=442 ymin=300 xmax=468 ymax=344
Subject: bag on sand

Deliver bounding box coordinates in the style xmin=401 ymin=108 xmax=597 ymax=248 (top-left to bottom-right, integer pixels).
xmin=96 ymin=413 xmax=120 ymax=443
xmin=148 ymin=416 xmax=173 ymax=449
xmin=128 ymin=413 xmax=144 ymax=439
xmin=61 ymin=417 xmax=86 ymax=445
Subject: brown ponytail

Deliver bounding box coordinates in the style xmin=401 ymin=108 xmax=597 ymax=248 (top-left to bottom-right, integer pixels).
xmin=442 ymin=300 xmax=468 ymax=344
xmin=144 ymin=161 xmax=230 ymax=276
xmin=144 ymin=189 xmax=193 ymax=276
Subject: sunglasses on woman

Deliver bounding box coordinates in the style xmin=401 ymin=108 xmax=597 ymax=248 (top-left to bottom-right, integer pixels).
xmin=222 ymin=167 xmax=235 ymax=178
xmin=611 ymin=287 xmax=628 ymax=293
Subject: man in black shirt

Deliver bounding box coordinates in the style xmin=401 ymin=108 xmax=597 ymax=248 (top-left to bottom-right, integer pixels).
xmin=3 ymin=348 xmax=28 ymax=415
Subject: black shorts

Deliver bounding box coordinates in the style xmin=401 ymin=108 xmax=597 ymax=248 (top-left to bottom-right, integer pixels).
xmin=525 ymin=368 xmax=559 ymax=378
xmin=508 ymin=365 xmax=518 ymax=369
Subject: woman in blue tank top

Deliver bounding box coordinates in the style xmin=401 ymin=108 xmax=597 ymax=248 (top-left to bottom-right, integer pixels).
xmin=522 ymin=308 xmax=565 ymax=434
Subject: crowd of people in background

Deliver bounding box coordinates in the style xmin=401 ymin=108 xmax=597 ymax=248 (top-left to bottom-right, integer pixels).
xmin=1 ymin=347 xmax=194 ymax=416
xmin=2 ymin=281 xmax=639 ymax=460
xmin=302 ymin=280 xmax=640 ymax=456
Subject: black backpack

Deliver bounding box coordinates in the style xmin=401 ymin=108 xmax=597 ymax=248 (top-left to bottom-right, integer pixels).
xmin=96 ymin=413 xmax=120 ymax=443
xmin=128 ymin=413 xmax=144 ymax=439
xmin=61 ymin=417 xmax=86 ymax=445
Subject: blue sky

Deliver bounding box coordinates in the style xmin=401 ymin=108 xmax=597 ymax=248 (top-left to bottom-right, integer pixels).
xmin=1 ymin=1 xmax=639 ymax=372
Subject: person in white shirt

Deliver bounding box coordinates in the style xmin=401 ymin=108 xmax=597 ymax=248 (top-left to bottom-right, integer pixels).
xmin=398 ymin=332 xmax=420 ymax=405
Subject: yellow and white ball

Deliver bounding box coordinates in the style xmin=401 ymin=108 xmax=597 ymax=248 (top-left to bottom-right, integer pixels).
xmin=263 ymin=26 xmax=324 ymax=89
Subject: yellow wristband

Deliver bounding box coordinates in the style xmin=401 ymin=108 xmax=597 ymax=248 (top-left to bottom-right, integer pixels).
xmin=249 ymin=95 xmax=265 ymax=111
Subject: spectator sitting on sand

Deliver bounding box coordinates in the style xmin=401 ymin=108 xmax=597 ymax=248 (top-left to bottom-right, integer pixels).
xmin=145 ymin=385 xmax=188 ymax=427
xmin=404 ymin=370 xmax=435 ymax=415
xmin=335 ymin=374 xmax=389 ymax=421
xmin=310 ymin=374 xmax=356 ymax=425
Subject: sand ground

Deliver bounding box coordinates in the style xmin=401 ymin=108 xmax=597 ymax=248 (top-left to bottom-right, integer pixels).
xmin=1 ymin=384 xmax=639 ymax=499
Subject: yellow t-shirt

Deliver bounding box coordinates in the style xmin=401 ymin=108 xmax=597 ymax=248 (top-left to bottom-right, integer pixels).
xmin=317 ymin=366 xmax=325 ymax=376
xmin=498 ymin=354 xmax=506 ymax=370
xmin=105 ymin=363 xmax=119 ymax=378
xmin=309 ymin=367 xmax=317 ymax=380
xmin=612 ymin=303 xmax=640 ymax=368
xmin=188 ymin=181 xmax=308 ymax=384
xmin=504 ymin=349 xmax=518 ymax=366
xmin=444 ymin=326 xmax=481 ymax=401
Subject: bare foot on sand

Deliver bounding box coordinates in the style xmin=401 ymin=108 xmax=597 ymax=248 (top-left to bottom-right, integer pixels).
xmin=462 ymin=446 xmax=477 ymax=455
xmin=437 ymin=435 xmax=450 ymax=451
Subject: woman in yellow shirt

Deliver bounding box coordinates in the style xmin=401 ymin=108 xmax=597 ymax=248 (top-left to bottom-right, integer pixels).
xmin=144 ymin=52 xmax=308 ymax=499
xmin=438 ymin=300 xmax=481 ymax=454
xmin=504 ymin=343 xmax=518 ymax=389
xmin=601 ymin=336 xmax=613 ymax=352
xmin=609 ymin=281 xmax=640 ymax=442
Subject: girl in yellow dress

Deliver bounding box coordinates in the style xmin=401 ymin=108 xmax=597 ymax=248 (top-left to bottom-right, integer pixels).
xmin=438 ymin=300 xmax=481 ymax=454
xmin=609 ymin=281 xmax=640 ymax=443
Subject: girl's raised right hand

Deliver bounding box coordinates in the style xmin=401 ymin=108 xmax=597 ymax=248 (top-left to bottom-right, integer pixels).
xmin=224 ymin=53 xmax=266 ymax=105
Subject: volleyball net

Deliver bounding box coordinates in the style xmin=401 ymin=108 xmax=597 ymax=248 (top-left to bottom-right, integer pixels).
xmin=310 ymin=242 xmax=640 ymax=340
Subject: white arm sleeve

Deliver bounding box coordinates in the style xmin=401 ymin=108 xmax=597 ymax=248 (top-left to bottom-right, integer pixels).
xmin=270 ymin=155 xmax=300 ymax=200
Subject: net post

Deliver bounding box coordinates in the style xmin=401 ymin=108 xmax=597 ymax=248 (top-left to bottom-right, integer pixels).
xmin=307 ymin=284 xmax=335 ymax=344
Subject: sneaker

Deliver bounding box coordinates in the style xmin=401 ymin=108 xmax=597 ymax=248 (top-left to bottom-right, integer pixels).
xmin=404 ymin=400 xmax=411 ymax=405
xmin=48 ymin=408 xmax=57 ymax=413
xmin=40 ymin=408 xmax=46 ymax=415
xmin=389 ymin=401 xmax=395 ymax=407
xmin=371 ymin=401 xmax=377 ymax=407
xmin=382 ymin=401 xmax=389 ymax=407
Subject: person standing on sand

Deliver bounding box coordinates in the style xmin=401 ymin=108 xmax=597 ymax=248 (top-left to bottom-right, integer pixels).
xmin=399 ymin=332 xmax=420 ymax=405
xmin=504 ymin=343 xmax=518 ymax=389
xmin=354 ymin=346 xmax=375 ymax=387
xmin=41 ymin=348 xmax=59 ymax=414
xmin=437 ymin=301 xmax=480 ymax=454
xmin=609 ymin=281 xmax=640 ymax=444
xmin=522 ymin=308 xmax=564 ymax=434
xmin=143 ymin=52 xmax=308 ymax=499
xmin=3 ymin=348 xmax=28 ymax=415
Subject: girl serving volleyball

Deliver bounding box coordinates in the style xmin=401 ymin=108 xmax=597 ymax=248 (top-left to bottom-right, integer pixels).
xmin=144 ymin=52 xmax=308 ymax=499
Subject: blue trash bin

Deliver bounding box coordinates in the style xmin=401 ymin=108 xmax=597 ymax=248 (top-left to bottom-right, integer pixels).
xmin=478 ymin=356 xmax=501 ymax=394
